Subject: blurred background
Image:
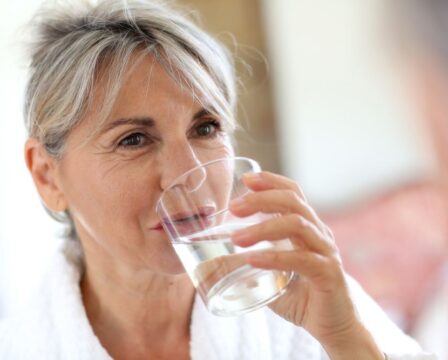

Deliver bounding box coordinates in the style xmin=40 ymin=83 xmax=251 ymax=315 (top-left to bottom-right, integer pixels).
xmin=0 ymin=0 xmax=446 ymax=355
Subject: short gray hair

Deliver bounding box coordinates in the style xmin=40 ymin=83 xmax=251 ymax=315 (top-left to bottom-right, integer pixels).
xmin=25 ymin=0 xmax=237 ymax=238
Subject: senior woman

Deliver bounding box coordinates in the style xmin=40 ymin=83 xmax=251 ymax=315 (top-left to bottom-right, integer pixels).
xmin=0 ymin=1 xmax=434 ymax=359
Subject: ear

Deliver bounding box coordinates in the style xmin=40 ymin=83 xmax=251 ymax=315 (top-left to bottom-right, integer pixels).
xmin=24 ymin=138 xmax=68 ymax=212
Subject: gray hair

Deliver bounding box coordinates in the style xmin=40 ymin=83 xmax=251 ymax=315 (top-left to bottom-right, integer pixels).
xmin=25 ymin=0 xmax=237 ymax=239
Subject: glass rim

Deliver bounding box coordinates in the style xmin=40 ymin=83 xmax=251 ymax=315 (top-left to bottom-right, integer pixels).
xmin=155 ymin=156 xmax=260 ymax=213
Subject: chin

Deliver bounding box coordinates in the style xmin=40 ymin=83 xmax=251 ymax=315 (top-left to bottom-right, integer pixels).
xmin=149 ymin=250 xmax=188 ymax=275
xmin=142 ymin=232 xmax=189 ymax=274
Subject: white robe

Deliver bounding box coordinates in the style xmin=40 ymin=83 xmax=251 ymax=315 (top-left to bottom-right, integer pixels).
xmin=412 ymin=262 xmax=448 ymax=360
xmin=0 ymin=240 xmax=437 ymax=360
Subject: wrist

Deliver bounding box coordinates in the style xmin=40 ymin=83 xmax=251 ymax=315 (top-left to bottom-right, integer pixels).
xmin=322 ymin=322 xmax=384 ymax=360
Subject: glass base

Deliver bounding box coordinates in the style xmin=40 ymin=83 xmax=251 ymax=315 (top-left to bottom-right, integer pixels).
xmin=205 ymin=264 xmax=294 ymax=317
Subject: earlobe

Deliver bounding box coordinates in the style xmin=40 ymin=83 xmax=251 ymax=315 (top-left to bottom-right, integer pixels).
xmin=24 ymin=138 xmax=68 ymax=212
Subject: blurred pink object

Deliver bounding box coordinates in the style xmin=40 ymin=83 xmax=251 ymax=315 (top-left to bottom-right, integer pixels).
xmin=323 ymin=181 xmax=448 ymax=331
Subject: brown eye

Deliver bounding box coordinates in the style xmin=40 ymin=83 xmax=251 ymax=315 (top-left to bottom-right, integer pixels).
xmin=119 ymin=133 xmax=147 ymax=147
xmin=194 ymin=120 xmax=221 ymax=138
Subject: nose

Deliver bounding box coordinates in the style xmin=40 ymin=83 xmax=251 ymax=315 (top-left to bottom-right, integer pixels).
xmin=159 ymin=141 xmax=206 ymax=192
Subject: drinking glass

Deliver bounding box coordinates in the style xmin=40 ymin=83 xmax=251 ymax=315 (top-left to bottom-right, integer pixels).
xmin=156 ymin=157 xmax=294 ymax=316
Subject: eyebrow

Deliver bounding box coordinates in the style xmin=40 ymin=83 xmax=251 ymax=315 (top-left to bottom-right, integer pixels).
xmin=193 ymin=108 xmax=212 ymax=120
xmin=101 ymin=117 xmax=155 ymax=133
xmin=103 ymin=108 xmax=213 ymax=133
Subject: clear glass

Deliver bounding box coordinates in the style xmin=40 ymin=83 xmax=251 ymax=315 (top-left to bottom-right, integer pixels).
xmin=156 ymin=157 xmax=294 ymax=316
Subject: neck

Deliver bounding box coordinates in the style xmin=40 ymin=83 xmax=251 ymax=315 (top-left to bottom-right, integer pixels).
xmin=80 ymin=249 xmax=195 ymax=358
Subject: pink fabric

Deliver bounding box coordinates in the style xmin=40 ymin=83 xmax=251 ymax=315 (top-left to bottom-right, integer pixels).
xmin=323 ymin=182 xmax=448 ymax=330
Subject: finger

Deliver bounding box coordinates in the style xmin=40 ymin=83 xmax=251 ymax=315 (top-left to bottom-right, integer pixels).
xmin=242 ymin=171 xmax=307 ymax=200
xmin=237 ymin=171 xmax=331 ymax=235
xmin=230 ymin=188 xmax=317 ymax=226
xmin=231 ymin=214 xmax=336 ymax=257
xmin=245 ymin=250 xmax=344 ymax=290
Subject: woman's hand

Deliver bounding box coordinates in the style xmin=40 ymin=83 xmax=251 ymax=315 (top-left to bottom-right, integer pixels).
xmin=230 ymin=171 xmax=384 ymax=360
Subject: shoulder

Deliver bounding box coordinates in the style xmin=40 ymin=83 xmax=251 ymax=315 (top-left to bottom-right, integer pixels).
xmin=0 ymin=243 xmax=64 ymax=359
xmin=0 ymin=240 xmax=110 ymax=360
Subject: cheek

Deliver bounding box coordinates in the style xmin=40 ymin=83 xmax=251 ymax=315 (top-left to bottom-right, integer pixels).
xmin=61 ymin=157 xmax=157 ymax=240
xmin=195 ymin=137 xmax=234 ymax=162
xmin=62 ymin=160 xmax=182 ymax=270
xmin=211 ymin=164 xmax=234 ymax=209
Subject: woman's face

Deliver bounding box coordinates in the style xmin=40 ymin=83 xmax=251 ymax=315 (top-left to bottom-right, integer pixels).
xmin=55 ymin=54 xmax=234 ymax=274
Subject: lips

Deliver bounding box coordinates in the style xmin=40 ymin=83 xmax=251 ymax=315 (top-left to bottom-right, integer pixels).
xmin=152 ymin=223 xmax=164 ymax=231
xmin=171 ymin=213 xmax=203 ymax=224
xmin=160 ymin=206 xmax=216 ymax=236
xmin=169 ymin=206 xmax=215 ymax=222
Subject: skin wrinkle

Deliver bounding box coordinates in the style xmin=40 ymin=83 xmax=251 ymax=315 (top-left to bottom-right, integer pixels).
xmin=23 ymin=2 xmax=239 ymax=357
xmin=38 ymin=53 xmax=234 ymax=358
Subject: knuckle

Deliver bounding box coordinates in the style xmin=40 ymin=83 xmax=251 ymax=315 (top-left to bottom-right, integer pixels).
xmin=320 ymin=231 xmax=337 ymax=249
xmin=285 ymin=179 xmax=304 ymax=198
xmin=297 ymin=197 xmax=308 ymax=209
xmin=329 ymin=254 xmax=343 ymax=268
xmin=329 ymin=241 xmax=340 ymax=255
xmin=281 ymin=190 xmax=304 ymax=213
xmin=327 ymin=245 xmax=339 ymax=259
xmin=323 ymin=225 xmax=335 ymax=239
xmin=296 ymin=184 xmax=306 ymax=198
xmin=292 ymin=182 xmax=301 ymax=194
xmin=286 ymin=189 xmax=301 ymax=203
xmin=278 ymin=215 xmax=295 ymax=233
xmin=299 ymin=251 xmax=312 ymax=266
xmin=296 ymin=196 xmax=312 ymax=215
xmin=287 ymin=213 xmax=305 ymax=228
xmin=325 ymin=256 xmax=344 ymax=279
xmin=288 ymin=180 xmax=301 ymax=194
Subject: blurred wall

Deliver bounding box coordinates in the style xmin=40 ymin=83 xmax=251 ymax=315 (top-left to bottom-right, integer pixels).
xmin=261 ymin=0 xmax=435 ymax=211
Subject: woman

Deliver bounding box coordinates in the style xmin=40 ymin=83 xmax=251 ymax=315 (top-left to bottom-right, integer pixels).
xmin=0 ymin=0 xmax=434 ymax=359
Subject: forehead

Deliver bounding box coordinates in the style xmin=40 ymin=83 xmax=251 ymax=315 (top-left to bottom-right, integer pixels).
xmin=105 ymin=54 xmax=199 ymax=117
xmin=80 ymin=53 xmax=202 ymax=134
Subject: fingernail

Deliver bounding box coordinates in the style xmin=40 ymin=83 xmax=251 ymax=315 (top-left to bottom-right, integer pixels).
xmin=232 ymin=230 xmax=251 ymax=245
xmin=244 ymin=172 xmax=262 ymax=182
xmin=230 ymin=197 xmax=247 ymax=211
